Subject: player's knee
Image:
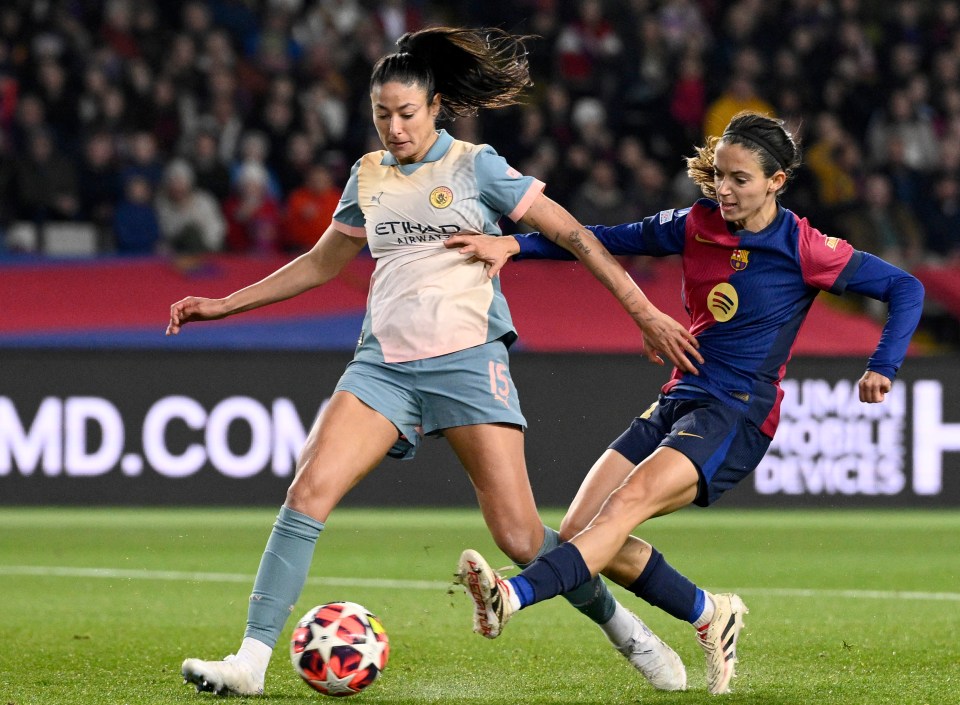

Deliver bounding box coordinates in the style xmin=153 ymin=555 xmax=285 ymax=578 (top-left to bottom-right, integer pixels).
xmin=284 ymin=471 xmax=325 ymax=515
xmin=600 ymin=482 xmax=654 ymax=528
xmin=284 ymin=483 xmax=312 ymax=514
xmin=558 ymin=510 xmax=589 ymax=542
xmin=491 ymin=526 xmax=543 ymax=565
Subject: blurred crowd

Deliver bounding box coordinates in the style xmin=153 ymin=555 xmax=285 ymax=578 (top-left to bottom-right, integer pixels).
xmin=1 ymin=0 xmax=959 ymax=272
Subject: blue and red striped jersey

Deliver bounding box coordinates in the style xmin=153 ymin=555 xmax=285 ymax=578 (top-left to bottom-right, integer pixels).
xmin=516 ymin=199 xmax=888 ymax=436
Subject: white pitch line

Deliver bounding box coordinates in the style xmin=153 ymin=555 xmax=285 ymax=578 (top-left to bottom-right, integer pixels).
xmin=1 ymin=565 xmax=958 ymax=602
xmin=0 ymin=565 xmax=449 ymax=590
xmin=731 ymin=586 xmax=960 ymax=602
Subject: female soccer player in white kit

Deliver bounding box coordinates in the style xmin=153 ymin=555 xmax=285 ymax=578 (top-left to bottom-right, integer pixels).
xmin=167 ymin=26 xmax=701 ymax=696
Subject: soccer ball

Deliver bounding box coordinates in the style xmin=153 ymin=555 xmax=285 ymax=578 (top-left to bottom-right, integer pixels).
xmin=290 ymin=601 xmax=390 ymax=697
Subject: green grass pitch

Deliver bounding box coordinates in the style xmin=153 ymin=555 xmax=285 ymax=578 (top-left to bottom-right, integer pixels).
xmin=0 ymin=507 xmax=957 ymax=704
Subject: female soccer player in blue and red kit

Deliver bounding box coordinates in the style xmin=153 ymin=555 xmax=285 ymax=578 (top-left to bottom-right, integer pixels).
xmin=448 ymin=111 xmax=924 ymax=694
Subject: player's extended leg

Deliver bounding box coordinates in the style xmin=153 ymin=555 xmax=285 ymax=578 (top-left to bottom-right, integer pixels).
xmin=446 ymin=423 xmax=685 ymax=691
xmin=462 ymin=447 xmax=746 ymax=694
xmin=566 ymin=448 xmax=747 ymax=694
xmin=181 ymin=391 xmax=400 ymax=696
xmin=559 ymin=448 xmax=711 ymax=620
xmin=459 ymin=448 xmax=697 ymax=623
xmin=568 ymin=447 xmax=698 ymax=574
xmin=560 ymin=448 xmax=662 ymax=585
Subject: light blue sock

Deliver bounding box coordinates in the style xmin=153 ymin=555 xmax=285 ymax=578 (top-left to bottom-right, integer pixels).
xmin=244 ymin=506 xmax=324 ymax=648
xmin=517 ymin=526 xmax=616 ymax=624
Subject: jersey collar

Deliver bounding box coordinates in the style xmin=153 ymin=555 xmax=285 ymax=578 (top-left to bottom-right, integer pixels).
xmin=380 ymin=129 xmax=452 ymax=167
xmin=733 ymin=204 xmax=786 ymax=237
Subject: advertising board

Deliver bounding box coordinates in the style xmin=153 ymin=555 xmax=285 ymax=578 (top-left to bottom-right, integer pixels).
xmin=1 ymin=351 xmax=957 ymax=507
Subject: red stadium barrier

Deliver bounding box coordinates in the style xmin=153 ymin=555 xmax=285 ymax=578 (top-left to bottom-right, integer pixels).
xmin=0 ymin=254 xmax=896 ymax=355
xmin=915 ymin=264 xmax=960 ymax=321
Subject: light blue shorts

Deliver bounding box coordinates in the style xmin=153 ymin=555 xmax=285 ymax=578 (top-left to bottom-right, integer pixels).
xmin=334 ymin=338 xmax=526 ymax=460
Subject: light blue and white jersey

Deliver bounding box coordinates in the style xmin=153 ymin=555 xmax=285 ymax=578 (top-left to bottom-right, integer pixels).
xmin=332 ymin=129 xmax=544 ymax=362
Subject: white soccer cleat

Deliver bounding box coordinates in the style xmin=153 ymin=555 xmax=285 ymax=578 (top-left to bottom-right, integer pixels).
xmin=696 ymin=592 xmax=748 ymax=695
xmin=615 ymin=614 xmax=687 ymax=691
xmin=454 ymin=548 xmax=515 ymax=639
xmin=181 ymin=654 xmax=264 ymax=696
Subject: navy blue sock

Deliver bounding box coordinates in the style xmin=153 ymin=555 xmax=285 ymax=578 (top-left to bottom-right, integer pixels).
xmin=512 ymin=542 xmax=592 ymax=607
xmin=515 ymin=526 xmax=617 ymax=623
xmin=627 ymin=547 xmax=702 ymax=623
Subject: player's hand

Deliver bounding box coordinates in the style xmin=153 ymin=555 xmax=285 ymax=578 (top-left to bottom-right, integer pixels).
xmin=444 ymin=234 xmax=519 ymax=279
xmin=636 ymin=307 xmax=702 ymax=374
xmin=166 ymin=296 xmax=229 ymax=335
xmin=858 ymin=370 xmax=892 ymax=403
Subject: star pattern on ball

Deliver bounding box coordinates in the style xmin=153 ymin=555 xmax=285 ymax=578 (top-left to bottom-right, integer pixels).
xmin=318 ymin=668 xmax=360 ymax=696
xmin=292 ymin=603 xmax=389 ymax=696
xmin=353 ymin=624 xmax=387 ymax=672
xmin=304 ymin=619 xmax=353 ymax=665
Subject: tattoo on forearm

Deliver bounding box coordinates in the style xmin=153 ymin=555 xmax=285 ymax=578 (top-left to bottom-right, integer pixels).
xmin=569 ymin=230 xmax=591 ymax=255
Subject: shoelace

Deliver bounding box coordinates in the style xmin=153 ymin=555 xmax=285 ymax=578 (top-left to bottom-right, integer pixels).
xmin=696 ymin=624 xmax=712 ymax=644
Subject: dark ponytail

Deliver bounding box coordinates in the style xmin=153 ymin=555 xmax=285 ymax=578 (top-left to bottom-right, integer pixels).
xmin=686 ymin=111 xmax=802 ymax=199
xmin=369 ymin=26 xmax=534 ymax=119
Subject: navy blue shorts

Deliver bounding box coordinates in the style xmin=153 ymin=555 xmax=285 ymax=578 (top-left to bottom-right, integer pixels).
xmin=608 ymin=394 xmax=771 ymax=506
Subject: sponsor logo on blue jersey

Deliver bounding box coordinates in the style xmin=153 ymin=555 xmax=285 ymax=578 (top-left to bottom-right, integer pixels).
xmin=708 ymin=283 xmax=739 ymax=322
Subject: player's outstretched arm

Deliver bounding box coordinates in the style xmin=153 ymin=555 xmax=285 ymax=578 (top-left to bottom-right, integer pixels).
xmin=166 ymin=225 xmax=366 ymax=335
xmin=518 ymin=194 xmax=702 ymax=373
